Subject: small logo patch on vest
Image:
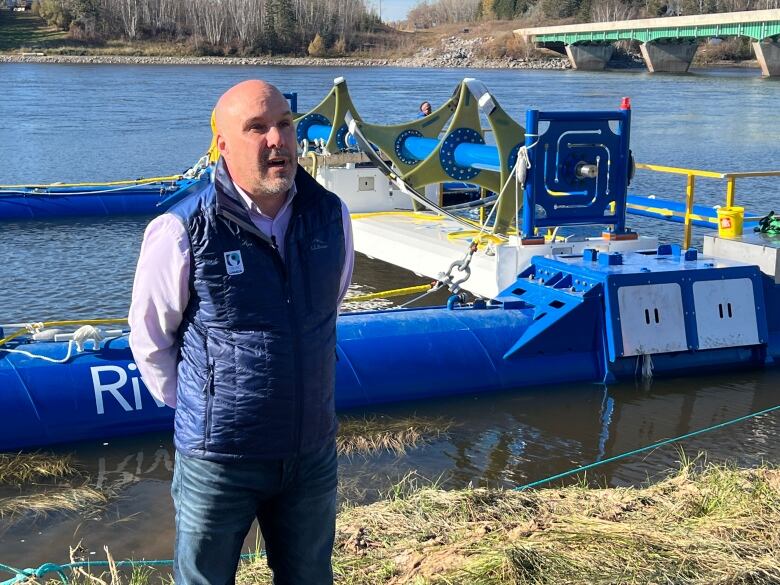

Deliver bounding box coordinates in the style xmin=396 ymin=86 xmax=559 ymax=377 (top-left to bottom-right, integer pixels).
xmin=224 ymin=250 xmax=244 ymax=275
xmin=310 ymin=238 xmax=328 ymax=251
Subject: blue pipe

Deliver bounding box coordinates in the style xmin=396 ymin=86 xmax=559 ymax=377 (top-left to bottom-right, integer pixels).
xmin=307 ymin=124 xmax=357 ymax=148
xmin=304 ymin=125 xmax=502 ymax=170
xmin=403 ymin=136 xmax=439 ymax=160
xmin=307 ymin=124 xmax=332 ymax=142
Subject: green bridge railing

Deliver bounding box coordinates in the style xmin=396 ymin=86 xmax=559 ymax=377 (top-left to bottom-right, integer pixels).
xmin=516 ymin=9 xmax=780 ymax=44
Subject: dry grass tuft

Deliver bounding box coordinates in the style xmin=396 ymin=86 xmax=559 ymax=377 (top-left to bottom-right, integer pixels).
xmin=0 ymin=485 xmax=110 ymax=521
xmin=337 ymin=416 xmax=452 ymax=456
xmin=0 ymin=452 xmax=79 ymax=485
xmin=0 ymin=452 xmax=114 ymax=525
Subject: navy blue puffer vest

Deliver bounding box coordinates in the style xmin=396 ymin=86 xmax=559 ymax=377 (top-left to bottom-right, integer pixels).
xmin=168 ymin=160 xmax=345 ymax=461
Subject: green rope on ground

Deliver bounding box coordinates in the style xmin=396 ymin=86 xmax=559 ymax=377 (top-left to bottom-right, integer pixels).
xmin=755 ymin=210 xmax=780 ymax=234
xmin=514 ymin=402 xmax=780 ymax=491
xmin=0 ymin=553 xmax=262 ymax=585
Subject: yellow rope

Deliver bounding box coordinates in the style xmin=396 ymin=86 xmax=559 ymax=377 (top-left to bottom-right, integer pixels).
xmin=350 ymin=211 xmax=448 ymax=221
xmin=344 ymin=284 xmax=433 ymax=303
xmin=305 ymin=151 xmax=319 ymax=178
xmin=207 ymin=109 xmax=220 ymax=164
xmin=0 ymin=318 xmax=128 ymax=348
xmin=0 ymin=176 xmax=182 ymax=189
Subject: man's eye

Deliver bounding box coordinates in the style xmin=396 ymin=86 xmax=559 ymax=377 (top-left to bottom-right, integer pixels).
xmin=279 ymin=120 xmax=291 ymax=128
xmin=250 ymin=124 xmax=267 ymax=132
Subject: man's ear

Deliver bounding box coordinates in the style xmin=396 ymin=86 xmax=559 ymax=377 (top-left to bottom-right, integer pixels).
xmin=217 ymin=134 xmax=228 ymax=156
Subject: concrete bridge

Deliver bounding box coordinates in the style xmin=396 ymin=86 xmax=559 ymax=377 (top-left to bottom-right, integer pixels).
xmin=514 ymin=9 xmax=780 ymax=76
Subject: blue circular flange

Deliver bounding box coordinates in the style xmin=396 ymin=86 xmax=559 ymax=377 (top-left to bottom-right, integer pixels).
xmin=296 ymin=113 xmax=330 ymax=144
xmin=439 ymin=128 xmax=483 ymax=181
xmin=395 ymin=129 xmax=423 ymax=166
xmin=335 ymin=124 xmax=351 ymax=151
xmin=507 ymin=142 xmax=522 ymax=173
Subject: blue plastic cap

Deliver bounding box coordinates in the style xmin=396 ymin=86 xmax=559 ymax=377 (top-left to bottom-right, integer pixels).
xmin=657 ymin=244 xmax=672 ymax=256
xmin=598 ymin=251 xmax=623 ymax=266
xmin=670 ymin=244 xmax=682 ymax=257
xmin=684 ymin=248 xmax=698 ymax=261
xmin=583 ymin=248 xmax=598 ymax=262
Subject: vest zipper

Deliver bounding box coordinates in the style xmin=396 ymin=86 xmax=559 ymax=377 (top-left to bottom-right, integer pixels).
xmin=203 ymin=359 xmax=215 ymax=444
xmin=272 ymin=232 xmax=303 ymax=453
xmin=298 ymin=238 xmax=313 ymax=312
xmin=284 ymin=218 xmax=306 ymax=454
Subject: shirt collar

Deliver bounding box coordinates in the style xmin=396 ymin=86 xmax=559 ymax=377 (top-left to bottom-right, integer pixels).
xmin=232 ymin=180 xmax=297 ymax=220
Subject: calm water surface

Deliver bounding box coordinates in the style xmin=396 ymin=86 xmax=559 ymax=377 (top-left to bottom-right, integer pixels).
xmin=0 ymin=63 xmax=779 ymax=565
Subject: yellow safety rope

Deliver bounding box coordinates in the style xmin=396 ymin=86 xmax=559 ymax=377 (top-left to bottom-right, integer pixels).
xmin=344 ymin=284 xmax=433 ymax=303
xmin=0 ymin=318 xmax=128 ymax=348
xmin=0 ymin=176 xmax=182 ymax=189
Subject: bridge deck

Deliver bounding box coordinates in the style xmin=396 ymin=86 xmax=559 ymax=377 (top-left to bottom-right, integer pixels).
xmin=515 ymin=9 xmax=780 ymax=43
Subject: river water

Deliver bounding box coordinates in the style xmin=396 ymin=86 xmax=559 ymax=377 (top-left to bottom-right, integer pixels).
xmin=0 ymin=63 xmax=779 ymax=566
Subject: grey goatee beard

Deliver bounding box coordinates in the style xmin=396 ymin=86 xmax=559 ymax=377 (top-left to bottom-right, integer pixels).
xmin=258 ymin=149 xmax=296 ymax=197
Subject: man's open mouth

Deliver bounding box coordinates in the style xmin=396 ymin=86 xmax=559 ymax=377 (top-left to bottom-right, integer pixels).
xmin=266 ymin=158 xmax=287 ymax=168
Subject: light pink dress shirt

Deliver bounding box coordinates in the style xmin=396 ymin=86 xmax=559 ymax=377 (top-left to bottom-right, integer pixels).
xmin=128 ymin=182 xmax=354 ymax=408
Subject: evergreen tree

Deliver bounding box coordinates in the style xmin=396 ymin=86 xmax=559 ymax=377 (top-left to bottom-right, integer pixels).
xmin=262 ymin=0 xmax=278 ymax=53
xmin=275 ymin=0 xmax=296 ymax=52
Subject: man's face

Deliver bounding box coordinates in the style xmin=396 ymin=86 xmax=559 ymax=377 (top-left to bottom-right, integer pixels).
xmin=217 ymin=85 xmax=297 ymax=198
xmin=421 ymin=102 xmax=432 ymax=116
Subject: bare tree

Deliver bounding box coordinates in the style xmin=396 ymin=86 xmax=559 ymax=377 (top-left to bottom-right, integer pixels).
xmin=591 ymin=0 xmax=637 ymax=21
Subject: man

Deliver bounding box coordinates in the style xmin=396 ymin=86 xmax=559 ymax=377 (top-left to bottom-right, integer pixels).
xmin=418 ymin=101 xmax=432 ymax=117
xmin=129 ymin=79 xmax=354 ymax=585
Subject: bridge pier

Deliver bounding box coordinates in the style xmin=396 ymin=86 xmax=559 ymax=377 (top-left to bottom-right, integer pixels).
xmin=752 ymin=40 xmax=780 ymax=76
xmin=565 ymin=44 xmax=615 ymax=70
xmin=640 ymin=41 xmax=699 ymax=73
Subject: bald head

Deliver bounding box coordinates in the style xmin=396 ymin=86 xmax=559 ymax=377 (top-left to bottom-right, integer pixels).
xmin=214 ymin=80 xmax=297 ymax=208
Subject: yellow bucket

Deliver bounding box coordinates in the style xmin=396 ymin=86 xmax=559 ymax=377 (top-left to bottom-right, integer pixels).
xmin=716 ymin=206 xmax=744 ymax=238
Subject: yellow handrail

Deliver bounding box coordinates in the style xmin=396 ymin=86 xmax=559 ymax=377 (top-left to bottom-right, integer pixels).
xmin=0 ymin=175 xmax=183 ymax=189
xmin=634 ymin=163 xmax=780 ymax=249
xmin=0 ymin=318 xmax=128 ymax=347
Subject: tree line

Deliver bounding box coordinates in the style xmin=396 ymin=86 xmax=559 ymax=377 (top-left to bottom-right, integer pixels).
xmin=33 ymin=0 xmax=379 ymax=54
xmin=407 ymin=0 xmax=780 ymax=26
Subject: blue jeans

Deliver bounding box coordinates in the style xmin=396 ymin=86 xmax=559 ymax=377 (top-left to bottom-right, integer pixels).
xmin=171 ymin=442 xmax=338 ymax=585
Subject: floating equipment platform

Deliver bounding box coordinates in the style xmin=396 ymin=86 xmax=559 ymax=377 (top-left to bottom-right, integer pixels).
xmin=1 ymin=239 xmax=778 ymax=452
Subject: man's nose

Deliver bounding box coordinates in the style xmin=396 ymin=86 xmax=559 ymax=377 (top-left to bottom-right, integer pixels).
xmin=266 ymin=125 xmax=286 ymax=149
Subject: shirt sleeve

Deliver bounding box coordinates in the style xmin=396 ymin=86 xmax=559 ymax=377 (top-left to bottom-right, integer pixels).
xmin=128 ymin=214 xmax=191 ymax=408
xmin=338 ymin=200 xmax=354 ymax=306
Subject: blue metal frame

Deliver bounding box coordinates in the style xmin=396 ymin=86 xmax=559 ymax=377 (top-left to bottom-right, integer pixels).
xmin=283 ymin=92 xmax=298 ymax=113
xmin=522 ymin=108 xmax=632 ymax=238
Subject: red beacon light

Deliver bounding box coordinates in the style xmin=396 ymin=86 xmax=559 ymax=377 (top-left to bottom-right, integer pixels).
xmin=620 ymin=97 xmax=631 ymax=110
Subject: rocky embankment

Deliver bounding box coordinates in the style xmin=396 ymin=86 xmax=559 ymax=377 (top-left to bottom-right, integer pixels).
xmin=0 ymin=35 xmax=571 ymax=69
xmin=395 ymin=35 xmax=569 ymax=69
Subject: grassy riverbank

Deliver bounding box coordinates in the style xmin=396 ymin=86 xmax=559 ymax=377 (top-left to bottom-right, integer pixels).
xmin=2 ymin=450 xmax=778 ymax=584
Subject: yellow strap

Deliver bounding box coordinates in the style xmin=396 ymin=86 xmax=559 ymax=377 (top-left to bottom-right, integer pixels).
xmin=0 ymin=318 xmax=128 ymax=348
xmin=0 ymin=176 xmax=182 ymax=189
xmin=344 ymin=284 xmax=432 ymax=303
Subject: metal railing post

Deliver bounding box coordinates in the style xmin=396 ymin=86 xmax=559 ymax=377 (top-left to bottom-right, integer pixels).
xmin=725 ymin=176 xmax=736 ymax=208
xmin=684 ymin=173 xmax=696 ymax=249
